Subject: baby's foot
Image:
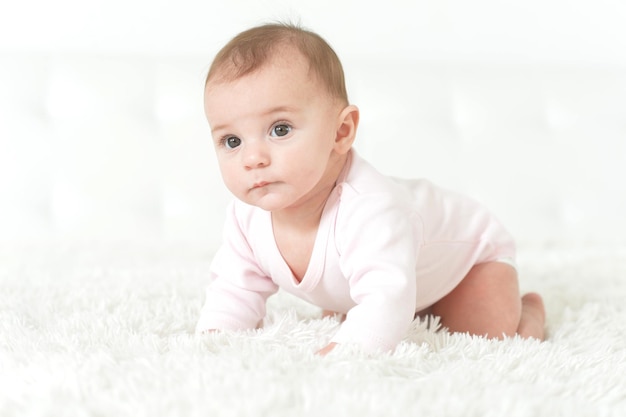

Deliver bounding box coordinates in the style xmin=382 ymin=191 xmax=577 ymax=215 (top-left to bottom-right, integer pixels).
xmin=321 ymin=310 xmax=346 ymax=322
xmin=517 ymin=292 xmax=546 ymax=341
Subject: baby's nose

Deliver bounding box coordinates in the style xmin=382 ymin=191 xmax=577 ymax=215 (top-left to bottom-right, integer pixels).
xmin=242 ymin=141 xmax=270 ymax=169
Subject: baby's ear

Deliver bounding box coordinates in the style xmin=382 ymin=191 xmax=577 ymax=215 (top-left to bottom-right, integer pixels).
xmin=334 ymin=105 xmax=359 ymax=154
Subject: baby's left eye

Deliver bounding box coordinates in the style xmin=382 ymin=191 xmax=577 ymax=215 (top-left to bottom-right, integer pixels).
xmin=271 ymin=124 xmax=291 ymax=137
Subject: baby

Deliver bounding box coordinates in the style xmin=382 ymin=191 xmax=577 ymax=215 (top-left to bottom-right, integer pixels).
xmin=196 ymin=23 xmax=545 ymax=354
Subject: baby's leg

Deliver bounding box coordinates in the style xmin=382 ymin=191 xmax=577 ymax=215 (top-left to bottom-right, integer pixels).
xmin=430 ymin=262 xmax=545 ymax=340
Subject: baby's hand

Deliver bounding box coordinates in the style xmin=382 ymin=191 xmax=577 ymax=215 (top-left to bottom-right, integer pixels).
xmin=316 ymin=342 xmax=338 ymax=356
xmin=197 ymin=329 xmax=219 ymax=334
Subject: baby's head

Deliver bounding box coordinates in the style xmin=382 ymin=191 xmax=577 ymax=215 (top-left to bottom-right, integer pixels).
xmin=204 ymin=23 xmax=359 ymax=212
xmin=205 ymin=22 xmax=348 ymax=106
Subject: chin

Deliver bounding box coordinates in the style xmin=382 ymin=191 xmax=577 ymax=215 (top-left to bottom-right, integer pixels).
xmin=243 ymin=196 xmax=290 ymax=212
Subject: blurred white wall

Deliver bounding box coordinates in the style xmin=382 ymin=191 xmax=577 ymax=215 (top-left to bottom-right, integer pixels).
xmin=1 ymin=0 xmax=625 ymax=250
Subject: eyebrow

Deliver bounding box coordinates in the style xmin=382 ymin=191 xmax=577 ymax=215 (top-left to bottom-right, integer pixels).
xmin=210 ymin=105 xmax=299 ymax=135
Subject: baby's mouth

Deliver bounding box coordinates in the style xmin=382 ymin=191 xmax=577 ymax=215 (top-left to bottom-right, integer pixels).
xmin=251 ymin=181 xmax=271 ymax=189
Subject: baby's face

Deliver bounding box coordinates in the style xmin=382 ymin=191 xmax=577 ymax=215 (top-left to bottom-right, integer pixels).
xmin=204 ymin=50 xmax=345 ymax=212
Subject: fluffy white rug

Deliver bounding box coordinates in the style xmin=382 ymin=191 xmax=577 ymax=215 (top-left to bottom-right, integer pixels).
xmin=1 ymin=243 xmax=625 ymax=416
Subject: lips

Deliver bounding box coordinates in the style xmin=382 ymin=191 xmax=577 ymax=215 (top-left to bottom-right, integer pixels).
xmin=251 ymin=181 xmax=270 ymax=189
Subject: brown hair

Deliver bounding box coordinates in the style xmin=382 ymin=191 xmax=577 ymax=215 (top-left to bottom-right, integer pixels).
xmin=205 ymin=23 xmax=348 ymax=104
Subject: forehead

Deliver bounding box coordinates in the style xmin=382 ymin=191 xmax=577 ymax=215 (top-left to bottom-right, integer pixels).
xmin=204 ymin=50 xmax=334 ymax=119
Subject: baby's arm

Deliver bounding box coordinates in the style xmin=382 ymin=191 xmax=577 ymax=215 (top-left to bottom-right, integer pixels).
xmin=328 ymin=271 xmax=417 ymax=352
xmin=196 ymin=203 xmax=278 ymax=333
xmin=324 ymin=193 xmax=420 ymax=353
xmin=196 ymin=267 xmax=277 ymax=333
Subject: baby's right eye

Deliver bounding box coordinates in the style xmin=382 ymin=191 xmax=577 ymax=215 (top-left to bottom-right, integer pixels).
xmin=223 ymin=136 xmax=242 ymax=149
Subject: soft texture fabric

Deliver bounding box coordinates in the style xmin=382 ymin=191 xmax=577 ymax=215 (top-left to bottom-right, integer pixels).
xmin=197 ymin=150 xmax=516 ymax=352
xmin=1 ymin=243 xmax=625 ymax=417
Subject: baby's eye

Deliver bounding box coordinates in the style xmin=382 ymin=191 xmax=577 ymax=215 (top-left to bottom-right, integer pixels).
xmin=223 ymin=136 xmax=242 ymax=149
xmin=270 ymin=124 xmax=291 ymax=137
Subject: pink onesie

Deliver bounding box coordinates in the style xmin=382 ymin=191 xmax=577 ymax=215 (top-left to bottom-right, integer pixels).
xmin=196 ymin=150 xmax=516 ymax=352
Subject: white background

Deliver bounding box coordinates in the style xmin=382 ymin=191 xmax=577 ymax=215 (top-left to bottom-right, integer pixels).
xmin=1 ymin=0 xmax=625 ymax=250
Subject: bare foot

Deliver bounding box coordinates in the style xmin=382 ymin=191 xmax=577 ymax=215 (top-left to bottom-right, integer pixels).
xmin=321 ymin=310 xmax=346 ymax=322
xmin=516 ymin=292 xmax=546 ymax=340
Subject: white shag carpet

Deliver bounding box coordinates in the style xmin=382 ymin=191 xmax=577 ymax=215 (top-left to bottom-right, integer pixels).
xmin=1 ymin=243 xmax=625 ymax=417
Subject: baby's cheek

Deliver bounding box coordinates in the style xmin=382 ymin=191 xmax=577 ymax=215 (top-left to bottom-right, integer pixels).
xmin=222 ymin=175 xmax=245 ymax=197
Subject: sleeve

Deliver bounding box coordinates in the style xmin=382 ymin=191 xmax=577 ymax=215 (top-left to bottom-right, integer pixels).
xmin=330 ymin=191 xmax=420 ymax=352
xmin=195 ymin=202 xmax=279 ymax=333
